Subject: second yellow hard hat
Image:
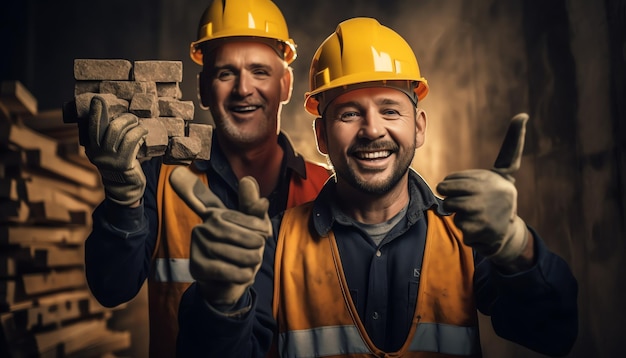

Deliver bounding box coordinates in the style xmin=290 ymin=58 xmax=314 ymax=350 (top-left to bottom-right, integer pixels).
xmin=190 ymin=0 xmax=297 ymax=65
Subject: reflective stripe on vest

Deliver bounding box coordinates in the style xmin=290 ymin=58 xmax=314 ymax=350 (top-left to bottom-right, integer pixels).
xmin=410 ymin=322 xmax=478 ymax=355
xmin=153 ymin=258 xmax=193 ymax=283
xmin=279 ymin=325 xmax=370 ymax=357
xmin=279 ymin=323 xmax=478 ymax=357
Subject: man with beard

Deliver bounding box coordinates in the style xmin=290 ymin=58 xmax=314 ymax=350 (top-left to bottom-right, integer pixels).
xmin=172 ymin=17 xmax=577 ymax=357
xmin=83 ymin=0 xmax=329 ymax=357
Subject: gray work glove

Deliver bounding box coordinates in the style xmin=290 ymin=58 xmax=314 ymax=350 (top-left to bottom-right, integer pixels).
xmin=84 ymin=96 xmax=147 ymax=206
xmin=436 ymin=169 xmax=529 ymax=265
xmin=169 ymin=167 xmax=272 ymax=307
xmin=436 ymin=113 xmax=530 ymax=266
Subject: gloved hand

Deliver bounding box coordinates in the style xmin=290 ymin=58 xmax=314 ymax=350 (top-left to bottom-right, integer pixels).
xmin=436 ymin=169 xmax=529 ymax=265
xmin=84 ymin=96 xmax=147 ymax=206
xmin=436 ymin=113 xmax=531 ymax=266
xmin=169 ymin=167 xmax=272 ymax=307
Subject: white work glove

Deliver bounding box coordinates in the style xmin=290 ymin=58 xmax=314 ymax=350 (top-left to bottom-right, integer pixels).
xmin=169 ymin=167 xmax=272 ymax=307
xmin=436 ymin=113 xmax=530 ymax=266
xmin=84 ymin=96 xmax=147 ymax=206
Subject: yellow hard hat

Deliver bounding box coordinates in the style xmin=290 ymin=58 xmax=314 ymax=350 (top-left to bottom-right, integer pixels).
xmin=304 ymin=17 xmax=429 ymax=116
xmin=190 ymin=0 xmax=297 ymax=65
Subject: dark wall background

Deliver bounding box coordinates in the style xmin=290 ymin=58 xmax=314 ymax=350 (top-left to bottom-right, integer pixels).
xmin=2 ymin=0 xmax=625 ymax=357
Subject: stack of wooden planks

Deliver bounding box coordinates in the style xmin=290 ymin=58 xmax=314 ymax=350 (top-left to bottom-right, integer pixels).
xmin=0 ymin=80 xmax=131 ymax=357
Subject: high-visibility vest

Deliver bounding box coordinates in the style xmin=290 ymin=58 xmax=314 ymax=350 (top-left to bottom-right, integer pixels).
xmin=148 ymin=162 xmax=329 ymax=358
xmin=273 ymin=203 xmax=480 ymax=358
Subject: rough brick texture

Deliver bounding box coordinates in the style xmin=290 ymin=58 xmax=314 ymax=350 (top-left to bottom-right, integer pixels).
xmin=133 ymin=61 xmax=183 ymax=82
xmin=74 ymin=59 xmax=132 ymax=81
xmin=66 ymin=59 xmax=211 ymax=163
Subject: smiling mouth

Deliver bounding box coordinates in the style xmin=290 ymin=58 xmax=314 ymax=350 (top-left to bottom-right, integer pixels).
xmin=229 ymin=105 xmax=261 ymax=113
xmin=353 ymin=150 xmax=393 ymax=160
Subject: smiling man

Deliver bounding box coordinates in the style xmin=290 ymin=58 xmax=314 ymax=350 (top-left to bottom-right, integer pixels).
xmin=82 ymin=1 xmax=328 ymax=357
xmin=173 ymin=17 xmax=578 ymax=357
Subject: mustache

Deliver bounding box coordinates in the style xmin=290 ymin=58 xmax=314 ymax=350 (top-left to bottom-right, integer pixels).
xmin=348 ymin=140 xmax=399 ymax=155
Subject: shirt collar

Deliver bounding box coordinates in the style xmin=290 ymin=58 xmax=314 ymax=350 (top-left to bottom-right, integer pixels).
xmin=311 ymin=169 xmax=447 ymax=236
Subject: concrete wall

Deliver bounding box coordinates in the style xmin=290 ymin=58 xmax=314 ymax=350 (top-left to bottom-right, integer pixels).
xmin=2 ymin=0 xmax=624 ymax=356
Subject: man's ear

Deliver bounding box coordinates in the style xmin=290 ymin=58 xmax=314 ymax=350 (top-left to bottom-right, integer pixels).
xmin=198 ymin=71 xmax=211 ymax=108
xmin=415 ymin=107 xmax=427 ymax=148
xmin=280 ymin=67 xmax=294 ymax=104
xmin=314 ymin=117 xmax=328 ymax=155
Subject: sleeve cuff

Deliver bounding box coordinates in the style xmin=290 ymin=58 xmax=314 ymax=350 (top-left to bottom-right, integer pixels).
xmin=101 ymin=199 xmax=148 ymax=237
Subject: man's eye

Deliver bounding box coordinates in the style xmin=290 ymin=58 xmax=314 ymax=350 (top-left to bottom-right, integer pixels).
xmin=338 ymin=112 xmax=361 ymax=122
xmin=253 ymin=69 xmax=270 ymax=76
xmin=382 ymin=109 xmax=400 ymax=117
xmin=217 ymin=70 xmax=235 ymax=80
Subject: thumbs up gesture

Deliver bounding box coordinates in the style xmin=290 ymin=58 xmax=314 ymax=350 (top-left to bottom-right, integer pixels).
xmin=436 ymin=114 xmax=532 ymax=269
xmin=169 ymin=167 xmax=272 ymax=306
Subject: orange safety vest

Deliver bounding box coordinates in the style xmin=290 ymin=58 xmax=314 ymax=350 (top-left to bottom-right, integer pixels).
xmin=273 ymin=203 xmax=480 ymax=358
xmin=148 ymin=162 xmax=328 ymax=358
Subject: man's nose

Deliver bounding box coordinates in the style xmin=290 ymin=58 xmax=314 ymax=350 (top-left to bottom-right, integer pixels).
xmin=358 ymin=112 xmax=386 ymax=140
xmin=233 ymin=72 xmax=253 ymax=97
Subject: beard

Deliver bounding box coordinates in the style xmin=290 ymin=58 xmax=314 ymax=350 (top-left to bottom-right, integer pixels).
xmin=332 ymin=139 xmax=415 ymax=195
xmin=212 ymin=107 xmax=277 ymax=148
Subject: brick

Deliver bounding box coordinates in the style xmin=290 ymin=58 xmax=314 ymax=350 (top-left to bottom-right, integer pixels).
xmin=188 ymin=123 xmax=213 ymax=160
xmin=158 ymin=98 xmax=194 ymax=120
xmin=74 ymin=81 xmax=100 ymax=96
xmin=158 ymin=117 xmax=185 ymax=137
xmin=165 ymin=136 xmax=201 ymax=164
xmin=100 ymin=81 xmax=157 ymax=101
xmin=138 ymin=118 xmax=168 ymax=157
xmin=129 ymin=93 xmax=159 ymax=118
xmin=133 ymin=61 xmax=183 ymax=82
xmin=73 ymin=59 xmax=132 ymax=80
xmin=156 ymin=82 xmax=182 ymax=99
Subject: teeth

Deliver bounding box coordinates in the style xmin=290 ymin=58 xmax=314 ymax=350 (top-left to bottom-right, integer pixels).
xmin=232 ymin=106 xmax=257 ymax=112
xmin=356 ymin=151 xmax=391 ymax=159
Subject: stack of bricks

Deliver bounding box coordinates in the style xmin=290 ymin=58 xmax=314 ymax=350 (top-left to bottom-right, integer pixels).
xmin=63 ymin=59 xmax=212 ymax=164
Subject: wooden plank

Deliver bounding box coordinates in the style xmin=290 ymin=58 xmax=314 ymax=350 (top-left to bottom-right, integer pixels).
xmin=1 ymin=291 xmax=87 ymax=334
xmin=28 ymin=201 xmax=74 ymax=224
xmin=1 ymin=290 xmax=123 ymax=337
xmin=31 ymin=244 xmax=84 ymax=269
xmin=3 ymin=271 xmax=86 ymax=309
xmin=2 ymin=122 xmax=100 ymax=188
xmin=0 ymin=253 xmax=17 ymax=277
xmin=27 ymin=290 xmax=91 ymax=330
xmin=21 ymin=109 xmax=73 ymax=139
xmin=22 ymin=269 xmax=86 ymax=296
xmin=0 ymin=279 xmax=19 ymax=309
xmin=0 ymin=226 xmax=90 ymax=246
xmin=0 ymin=200 xmax=29 ymax=223
xmin=25 ymin=175 xmax=92 ymax=209
xmin=0 ymin=178 xmax=20 ymax=200
xmin=23 ymin=170 xmax=104 ymax=206
xmin=34 ymin=318 xmax=106 ymax=355
xmin=56 ymin=140 xmax=96 ymax=170
xmin=0 ymin=81 xmax=37 ymax=117
xmin=0 ymin=312 xmax=39 ymax=357
xmin=0 ymin=147 xmax=24 ymax=180
xmin=0 ymin=247 xmax=30 ymax=277
xmin=65 ymin=329 xmax=131 ymax=358
xmin=23 ymin=148 xmax=100 ymax=189
xmin=1 ymin=245 xmax=83 ymax=277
